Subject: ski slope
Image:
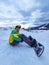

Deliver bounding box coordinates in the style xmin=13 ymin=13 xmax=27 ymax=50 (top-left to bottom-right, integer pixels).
xmin=0 ymin=28 xmax=49 ymax=65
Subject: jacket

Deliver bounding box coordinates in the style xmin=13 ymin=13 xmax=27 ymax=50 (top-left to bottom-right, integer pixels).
xmin=9 ymin=28 xmax=22 ymax=43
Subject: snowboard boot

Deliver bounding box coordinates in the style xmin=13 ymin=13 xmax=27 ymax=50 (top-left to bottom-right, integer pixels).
xmin=28 ymin=36 xmax=38 ymax=47
xmin=28 ymin=36 xmax=33 ymax=40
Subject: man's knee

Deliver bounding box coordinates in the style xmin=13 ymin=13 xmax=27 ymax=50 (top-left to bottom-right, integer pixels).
xmin=19 ymin=34 xmax=25 ymax=39
xmin=20 ymin=34 xmax=25 ymax=37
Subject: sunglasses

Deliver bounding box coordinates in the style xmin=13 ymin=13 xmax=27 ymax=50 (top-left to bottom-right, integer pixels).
xmin=17 ymin=26 xmax=21 ymax=29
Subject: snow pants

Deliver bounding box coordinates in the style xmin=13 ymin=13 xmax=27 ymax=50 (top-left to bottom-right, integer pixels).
xmin=10 ymin=34 xmax=37 ymax=47
xmin=20 ymin=34 xmax=37 ymax=47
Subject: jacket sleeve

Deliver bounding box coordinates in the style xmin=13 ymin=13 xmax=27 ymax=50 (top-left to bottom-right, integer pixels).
xmin=11 ymin=30 xmax=20 ymax=38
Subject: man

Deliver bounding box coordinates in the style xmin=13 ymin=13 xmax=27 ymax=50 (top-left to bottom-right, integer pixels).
xmin=9 ymin=25 xmax=44 ymax=57
xmin=9 ymin=25 xmax=37 ymax=47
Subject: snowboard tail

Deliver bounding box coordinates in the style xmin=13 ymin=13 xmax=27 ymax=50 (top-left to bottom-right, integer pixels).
xmin=34 ymin=43 xmax=44 ymax=57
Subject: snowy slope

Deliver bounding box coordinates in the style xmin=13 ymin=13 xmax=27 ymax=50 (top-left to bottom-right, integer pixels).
xmin=0 ymin=29 xmax=49 ymax=65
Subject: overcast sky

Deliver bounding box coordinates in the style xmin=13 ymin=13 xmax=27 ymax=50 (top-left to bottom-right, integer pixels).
xmin=0 ymin=0 xmax=49 ymax=27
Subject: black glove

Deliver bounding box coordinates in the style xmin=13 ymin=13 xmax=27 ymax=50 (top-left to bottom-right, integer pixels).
xmin=21 ymin=38 xmax=23 ymax=42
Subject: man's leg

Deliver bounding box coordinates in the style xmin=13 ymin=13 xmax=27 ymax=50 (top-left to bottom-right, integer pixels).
xmin=20 ymin=34 xmax=37 ymax=47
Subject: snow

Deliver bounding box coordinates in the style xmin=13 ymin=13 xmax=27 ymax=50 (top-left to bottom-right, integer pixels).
xmin=0 ymin=28 xmax=49 ymax=65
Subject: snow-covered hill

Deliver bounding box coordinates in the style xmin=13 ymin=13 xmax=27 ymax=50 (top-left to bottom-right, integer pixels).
xmin=0 ymin=29 xmax=49 ymax=65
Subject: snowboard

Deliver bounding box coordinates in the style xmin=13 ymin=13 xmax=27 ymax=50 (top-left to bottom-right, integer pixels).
xmin=28 ymin=36 xmax=44 ymax=57
xmin=34 ymin=43 xmax=44 ymax=57
xmin=20 ymin=34 xmax=44 ymax=57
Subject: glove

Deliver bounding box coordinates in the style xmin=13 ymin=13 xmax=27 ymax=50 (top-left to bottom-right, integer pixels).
xmin=21 ymin=38 xmax=23 ymax=42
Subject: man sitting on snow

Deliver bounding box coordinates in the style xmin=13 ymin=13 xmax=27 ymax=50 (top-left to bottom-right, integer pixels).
xmin=9 ymin=25 xmax=44 ymax=57
xmin=9 ymin=25 xmax=37 ymax=47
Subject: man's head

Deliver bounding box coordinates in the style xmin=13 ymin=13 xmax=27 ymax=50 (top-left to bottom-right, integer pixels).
xmin=15 ymin=25 xmax=21 ymax=32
